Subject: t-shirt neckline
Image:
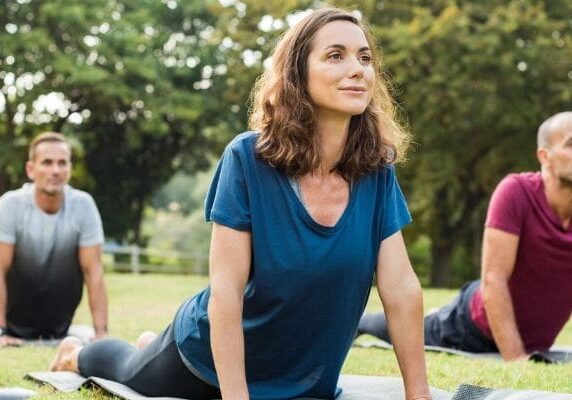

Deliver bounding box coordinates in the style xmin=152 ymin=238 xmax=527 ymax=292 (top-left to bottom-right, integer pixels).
xmin=281 ymin=172 xmax=359 ymax=234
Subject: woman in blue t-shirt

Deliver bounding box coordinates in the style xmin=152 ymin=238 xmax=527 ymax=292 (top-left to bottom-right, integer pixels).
xmin=49 ymin=7 xmax=432 ymax=400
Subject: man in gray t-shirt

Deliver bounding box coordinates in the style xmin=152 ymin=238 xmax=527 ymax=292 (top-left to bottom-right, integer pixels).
xmin=0 ymin=132 xmax=108 ymax=346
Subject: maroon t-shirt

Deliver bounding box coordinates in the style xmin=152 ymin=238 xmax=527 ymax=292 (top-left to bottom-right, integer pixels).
xmin=471 ymin=172 xmax=572 ymax=352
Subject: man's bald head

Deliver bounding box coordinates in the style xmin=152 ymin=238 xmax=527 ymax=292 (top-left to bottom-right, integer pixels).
xmin=537 ymin=112 xmax=572 ymax=149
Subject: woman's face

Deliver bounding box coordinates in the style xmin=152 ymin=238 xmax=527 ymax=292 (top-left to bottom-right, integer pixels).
xmin=306 ymin=20 xmax=375 ymax=120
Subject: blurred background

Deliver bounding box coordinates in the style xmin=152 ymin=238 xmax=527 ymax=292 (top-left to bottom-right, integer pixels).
xmin=1 ymin=0 xmax=571 ymax=287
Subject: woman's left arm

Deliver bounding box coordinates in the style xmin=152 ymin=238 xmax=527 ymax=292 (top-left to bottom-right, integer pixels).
xmin=376 ymin=231 xmax=431 ymax=400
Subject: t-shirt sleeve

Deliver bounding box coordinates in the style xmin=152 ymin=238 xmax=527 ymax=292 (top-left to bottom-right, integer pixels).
xmin=380 ymin=165 xmax=412 ymax=241
xmin=204 ymin=141 xmax=251 ymax=231
xmin=79 ymin=193 xmax=105 ymax=247
xmin=484 ymin=175 xmax=524 ymax=236
xmin=0 ymin=193 xmax=17 ymax=243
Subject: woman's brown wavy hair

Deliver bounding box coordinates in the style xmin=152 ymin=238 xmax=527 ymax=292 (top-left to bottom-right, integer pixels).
xmin=249 ymin=7 xmax=410 ymax=181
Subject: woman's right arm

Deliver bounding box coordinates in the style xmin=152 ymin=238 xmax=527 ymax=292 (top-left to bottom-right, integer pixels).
xmin=208 ymin=222 xmax=252 ymax=400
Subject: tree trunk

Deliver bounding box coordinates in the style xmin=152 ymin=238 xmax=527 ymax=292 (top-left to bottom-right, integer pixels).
xmin=1 ymin=99 xmax=16 ymax=194
xmin=0 ymin=173 xmax=9 ymax=195
xmin=430 ymin=239 xmax=454 ymax=287
xmin=132 ymin=194 xmax=146 ymax=245
xmin=470 ymin=215 xmax=483 ymax=278
xmin=429 ymin=186 xmax=455 ymax=287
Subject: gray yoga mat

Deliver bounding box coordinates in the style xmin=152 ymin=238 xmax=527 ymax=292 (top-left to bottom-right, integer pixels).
xmin=451 ymin=384 xmax=572 ymax=400
xmin=0 ymin=388 xmax=37 ymax=400
xmin=26 ymin=371 xmax=572 ymax=399
xmin=355 ymin=339 xmax=572 ymax=363
xmin=26 ymin=372 xmax=452 ymax=400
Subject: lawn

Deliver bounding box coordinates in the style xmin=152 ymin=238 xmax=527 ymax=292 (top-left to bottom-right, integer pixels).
xmin=1 ymin=273 xmax=571 ymax=398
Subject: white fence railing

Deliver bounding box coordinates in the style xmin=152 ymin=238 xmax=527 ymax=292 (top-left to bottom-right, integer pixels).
xmin=103 ymin=245 xmax=208 ymax=275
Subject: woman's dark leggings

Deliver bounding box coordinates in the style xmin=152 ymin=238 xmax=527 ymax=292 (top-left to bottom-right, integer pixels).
xmin=78 ymin=324 xmax=221 ymax=399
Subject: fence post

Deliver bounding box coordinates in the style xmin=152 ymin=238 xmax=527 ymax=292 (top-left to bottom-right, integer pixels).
xmin=130 ymin=245 xmax=141 ymax=274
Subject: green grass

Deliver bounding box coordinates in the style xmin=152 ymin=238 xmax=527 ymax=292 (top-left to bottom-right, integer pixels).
xmin=1 ymin=273 xmax=571 ymax=397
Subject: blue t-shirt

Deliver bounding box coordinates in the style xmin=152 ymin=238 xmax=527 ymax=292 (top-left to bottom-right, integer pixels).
xmin=174 ymin=132 xmax=411 ymax=400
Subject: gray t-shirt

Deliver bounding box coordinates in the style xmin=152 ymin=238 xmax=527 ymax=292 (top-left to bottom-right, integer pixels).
xmin=0 ymin=183 xmax=104 ymax=339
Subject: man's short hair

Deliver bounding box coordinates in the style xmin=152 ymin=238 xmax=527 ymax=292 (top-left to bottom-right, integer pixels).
xmin=537 ymin=111 xmax=572 ymax=149
xmin=28 ymin=132 xmax=71 ymax=161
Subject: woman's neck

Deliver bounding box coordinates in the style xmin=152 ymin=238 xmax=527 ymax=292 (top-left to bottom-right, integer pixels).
xmin=315 ymin=114 xmax=350 ymax=174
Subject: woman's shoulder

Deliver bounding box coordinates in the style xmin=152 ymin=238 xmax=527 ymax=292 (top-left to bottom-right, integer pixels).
xmin=356 ymin=164 xmax=402 ymax=197
xmin=222 ymin=131 xmax=265 ymax=167
xmin=227 ymin=131 xmax=259 ymax=151
xmin=364 ymin=163 xmax=397 ymax=182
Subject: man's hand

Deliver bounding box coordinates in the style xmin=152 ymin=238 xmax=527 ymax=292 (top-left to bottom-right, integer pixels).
xmin=0 ymin=242 xmax=16 ymax=349
xmin=505 ymin=353 xmax=530 ymax=362
xmin=0 ymin=334 xmax=23 ymax=347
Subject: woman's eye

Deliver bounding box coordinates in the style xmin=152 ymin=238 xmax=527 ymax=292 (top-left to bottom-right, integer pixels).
xmin=360 ymin=54 xmax=372 ymax=64
xmin=328 ymin=53 xmax=342 ymax=61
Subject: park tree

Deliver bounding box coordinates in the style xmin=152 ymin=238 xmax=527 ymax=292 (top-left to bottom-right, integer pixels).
xmin=0 ymin=0 xmax=112 ymax=193
xmin=68 ymin=0 xmax=235 ymax=242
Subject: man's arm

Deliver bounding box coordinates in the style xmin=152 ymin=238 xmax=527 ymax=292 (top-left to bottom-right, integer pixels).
xmin=0 ymin=242 xmax=14 ymax=329
xmin=0 ymin=242 xmax=22 ymax=347
xmin=78 ymin=245 xmax=108 ymax=339
xmin=481 ymin=227 xmax=527 ymax=361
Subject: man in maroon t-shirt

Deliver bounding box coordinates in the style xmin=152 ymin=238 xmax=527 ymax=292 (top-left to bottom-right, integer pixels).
xmin=358 ymin=111 xmax=572 ymax=361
